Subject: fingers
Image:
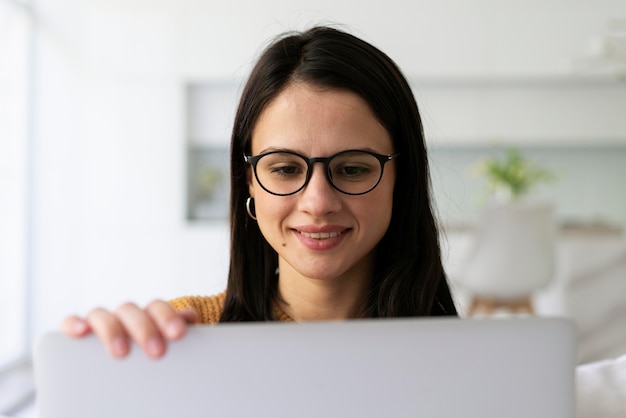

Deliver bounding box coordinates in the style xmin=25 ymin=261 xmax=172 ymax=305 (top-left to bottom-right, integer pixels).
xmin=71 ymin=301 xmax=197 ymax=360
xmin=60 ymin=300 xmax=198 ymax=360
xmin=60 ymin=315 xmax=92 ymax=337
xmin=143 ymin=300 xmax=183 ymax=341
xmin=113 ymin=302 xmax=170 ymax=359
xmin=87 ymin=307 xmax=132 ymax=358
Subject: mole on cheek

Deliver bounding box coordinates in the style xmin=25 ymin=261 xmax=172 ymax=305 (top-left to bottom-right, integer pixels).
xmin=282 ymin=242 xmax=286 ymax=247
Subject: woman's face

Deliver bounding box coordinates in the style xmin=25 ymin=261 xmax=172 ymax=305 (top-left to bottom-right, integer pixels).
xmin=248 ymin=82 xmax=396 ymax=284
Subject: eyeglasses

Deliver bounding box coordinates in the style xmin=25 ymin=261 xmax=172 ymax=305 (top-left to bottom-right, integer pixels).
xmin=244 ymin=149 xmax=399 ymax=196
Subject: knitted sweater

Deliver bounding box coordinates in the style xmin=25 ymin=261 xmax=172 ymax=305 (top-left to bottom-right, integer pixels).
xmin=168 ymin=292 xmax=294 ymax=323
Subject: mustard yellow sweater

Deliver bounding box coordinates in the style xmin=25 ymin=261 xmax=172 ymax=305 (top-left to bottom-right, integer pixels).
xmin=168 ymin=292 xmax=293 ymax=323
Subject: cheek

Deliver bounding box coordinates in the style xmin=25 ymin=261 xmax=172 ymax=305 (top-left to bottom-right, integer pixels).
xmin=254 ymin=196 xmax=293 ymax=249
xmin=368 ymin=194 xmax=393 ymax=227
xmin=254 ymin=194 xmax=289 ymax=225
xmin=362 ymin=178 xmax=394 ymax=231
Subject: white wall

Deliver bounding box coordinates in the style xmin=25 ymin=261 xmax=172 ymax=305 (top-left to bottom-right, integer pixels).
xmin=0 ymin=0 xmax=30 ymax=363
xmin=30 ymin=0 xmax=626 ymax=338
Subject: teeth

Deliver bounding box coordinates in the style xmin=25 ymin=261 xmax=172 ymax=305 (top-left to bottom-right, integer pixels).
xmin=300 ymin=231 xmax=342 ymax=240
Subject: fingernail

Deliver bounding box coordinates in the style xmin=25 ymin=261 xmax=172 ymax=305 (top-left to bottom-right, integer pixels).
xmin=147 ymin=337 xmax=164 ymax=357
xmin=73 ymin=319 xmax=87 ymax=334
xmin=111 ymin=337 xmax=128 ymax=357
xmin=165 ymin=320 xmax=184 ymax=339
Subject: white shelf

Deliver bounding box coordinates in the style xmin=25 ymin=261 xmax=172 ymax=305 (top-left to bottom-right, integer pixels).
xmin=427 ymin=138 xmax=626 ymax=149
xmin=409 ymin=74 xmax=626 ymax=88
xmin=412 ymin=76 xmax=626 ymax=146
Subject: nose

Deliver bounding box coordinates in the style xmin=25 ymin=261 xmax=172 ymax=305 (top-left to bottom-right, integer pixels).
xmin=297 ymin=163 xmax=342 ymax=216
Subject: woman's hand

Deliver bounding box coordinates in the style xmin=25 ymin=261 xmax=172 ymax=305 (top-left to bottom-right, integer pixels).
xmin=60 ymin=300 xmax=198 ymax=359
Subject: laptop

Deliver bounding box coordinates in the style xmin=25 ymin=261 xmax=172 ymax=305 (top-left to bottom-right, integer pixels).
xmin=33 ymin=317 xmax=576 ymax=418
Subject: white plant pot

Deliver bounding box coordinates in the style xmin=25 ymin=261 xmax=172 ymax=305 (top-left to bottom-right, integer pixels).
xmin=460 ymin=200 xmax=557 ymax=298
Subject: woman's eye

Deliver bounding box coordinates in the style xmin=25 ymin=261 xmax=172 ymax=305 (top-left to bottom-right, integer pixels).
xmin=338 ymin=165 xmax=369 ymax=177
xmin=270 ymin=165 xmax=301 ymax=176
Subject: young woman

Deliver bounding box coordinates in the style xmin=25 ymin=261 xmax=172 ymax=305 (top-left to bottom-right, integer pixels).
xmin=61 ymin=26 xmax=457 ymax=359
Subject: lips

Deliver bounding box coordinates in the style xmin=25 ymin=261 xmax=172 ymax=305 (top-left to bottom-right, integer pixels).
xmin=298 ymin=231 xmax=343 ymax=240
xmin=293 ymin=226 xmax=350 ymax=250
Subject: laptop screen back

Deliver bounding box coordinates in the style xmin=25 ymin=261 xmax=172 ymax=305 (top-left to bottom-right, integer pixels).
xmin=34 ymin=317 xmax=576 ymax=418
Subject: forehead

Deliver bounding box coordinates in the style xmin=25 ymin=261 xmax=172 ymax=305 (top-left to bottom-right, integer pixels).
xmin=251 ymin=82 xmax=392 ymax=155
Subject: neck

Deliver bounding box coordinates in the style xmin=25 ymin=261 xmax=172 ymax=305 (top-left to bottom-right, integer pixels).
xmin=276 ymin=261 xmax=372 ymax=322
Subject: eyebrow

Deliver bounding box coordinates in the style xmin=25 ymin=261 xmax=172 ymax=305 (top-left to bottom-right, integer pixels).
xmin=256 ymin=146 xmax=290 ymax=155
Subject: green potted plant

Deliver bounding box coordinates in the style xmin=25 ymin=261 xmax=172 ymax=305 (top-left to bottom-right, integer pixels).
xmin=475 ymin=147 xmax=555 ymax=202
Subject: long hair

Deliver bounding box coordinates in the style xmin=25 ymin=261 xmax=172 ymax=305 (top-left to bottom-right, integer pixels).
xmin=220 ymin=26 xmax=457 ymax=321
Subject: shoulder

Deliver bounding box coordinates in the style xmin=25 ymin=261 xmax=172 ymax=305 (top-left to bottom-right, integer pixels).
xmin=168 ymin=292 xmax=226 ymax=324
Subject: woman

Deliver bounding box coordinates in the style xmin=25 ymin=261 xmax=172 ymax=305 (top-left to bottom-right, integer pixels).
xmin=62 ymin=26 xmax=457 ymax=359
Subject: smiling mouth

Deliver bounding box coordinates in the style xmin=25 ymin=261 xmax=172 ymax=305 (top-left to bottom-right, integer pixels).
xmin=298 ymin=231 xmax=343 ymax=240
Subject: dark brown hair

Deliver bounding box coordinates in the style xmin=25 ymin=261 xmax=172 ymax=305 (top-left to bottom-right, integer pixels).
xmin=221 ymin=26 xmax=457 ymax=321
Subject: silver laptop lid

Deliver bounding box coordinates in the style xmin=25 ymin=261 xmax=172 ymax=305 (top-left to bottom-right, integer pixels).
xmin=34 ymin=317 xmax=576 ymax=418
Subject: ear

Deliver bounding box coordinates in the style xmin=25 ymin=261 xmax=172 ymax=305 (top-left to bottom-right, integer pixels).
xmin=246 ymin=166 xmax=255 ymax=198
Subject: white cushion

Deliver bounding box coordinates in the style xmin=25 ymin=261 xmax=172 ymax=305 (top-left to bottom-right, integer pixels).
xmin=576 ymin=354 xmax=626 ymax=418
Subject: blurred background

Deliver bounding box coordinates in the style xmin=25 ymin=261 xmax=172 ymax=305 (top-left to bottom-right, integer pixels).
xmin=1 ymin=0 xmax=625 ymax=415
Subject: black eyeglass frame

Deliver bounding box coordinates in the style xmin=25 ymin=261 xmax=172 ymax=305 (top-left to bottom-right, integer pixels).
xmin=244 ymin=149 xmax=399 ymax=196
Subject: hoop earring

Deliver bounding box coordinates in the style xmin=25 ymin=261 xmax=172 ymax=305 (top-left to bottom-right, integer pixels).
xmin=246 ymin=197 xmax=257 ymax=220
